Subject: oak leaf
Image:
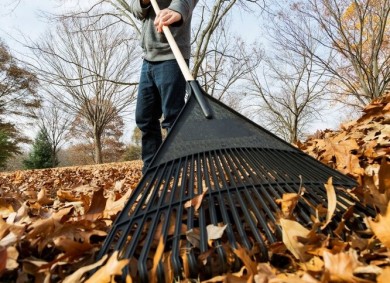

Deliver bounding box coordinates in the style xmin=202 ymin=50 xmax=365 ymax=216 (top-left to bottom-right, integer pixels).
xmin=280 ymin=218 xmax=312 ymax=262
xmin=367 ymin=202 xmax=390 ymax=248
xmin=85 ymin=251 xmax=129 ymax=283
xmin=62 ymin=254 xmax=108 ymax=283
xmin=323 ymin=250 xmax=369 ymax=283
xmin=184 ymin=188 xmax=208 ymax=211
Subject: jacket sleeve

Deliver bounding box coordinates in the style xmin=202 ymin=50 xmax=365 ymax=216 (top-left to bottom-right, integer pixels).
xmin=168 ymin=0 xmax=198 ymax=23
xmin=128 ymin=0 xmax=151 ymax=20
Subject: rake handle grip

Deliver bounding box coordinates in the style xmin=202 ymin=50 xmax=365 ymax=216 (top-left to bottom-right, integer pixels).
xmin=150 ymin=0 xmax=194 ymax=81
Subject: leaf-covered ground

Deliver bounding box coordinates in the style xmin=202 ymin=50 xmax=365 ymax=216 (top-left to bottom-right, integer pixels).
xmin=1 ymin=94 xmax=390 ymax=282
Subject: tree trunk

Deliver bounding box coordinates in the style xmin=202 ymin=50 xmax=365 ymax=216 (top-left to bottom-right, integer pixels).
xmin=94 ymin=131 xmax=103 ymax=164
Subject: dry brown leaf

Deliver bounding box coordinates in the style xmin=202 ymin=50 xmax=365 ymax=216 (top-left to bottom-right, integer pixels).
xmin=5 ymin=246 xmax=18 ymax=271
xmin=37 ymin=188 xmax=54 ymax=206
xmin=321 ymin=177 xmax=337 ymax=230
xmin=0 ymin=231 xmax=19 ymax=247
xmin=323 ymin=250 xmax=369 ymax=283
xmin=184 ymin=188 xmax=208 ymax=211
xmin=14 ymin=202 xmax=30 ymax=224
xmin=362 ymin=174 xmax=388 ymax=213
xmin=377 ymin=267 xmax=390 ymax=283
xmin=299 ymin=256 xmax=324 ymax=272
xmin=201 ymin=275 xmax=228 ymax=282
xmin=85 ymin=251 xmax=129 ymax=283
xmin=57 ymin=189 xmax=90 ymax=207
xmin=254 ymin=263 xmax=276 ymax=283
xmin=63 ymin=254 xmax=108 ymax=283
xmin=186 ymin=228 xmax=201 ymax=248
xmin=104 ymin=186 xmax=133 ymax=218
xmin=269 ymin=275 xmax=318 ymax=283
xmin=378 ymin=158 xmax=390 ymax=194
xmin=83 ymin=188 xmax=107 ymax=221
xmin=0 ymin=217 xmax=10 ymax=239
xmin=367 ymin=202 xmax=390 ymax=248
xmin=207 ymin=224 xmax=227 ymax=241
xmin=276 ymin=193 xmax=300 ymax=218
xmin=280 ymin=218 xmax=312 ymax=262
xmin=150 ymin=237 xmax=164 ymax=283
xmin=53 ymin=236 xmax=93 ymax=256
xmin=0 ymin=198 xmax=14 ymax=218
xmin=22 ymin=258 xmax=50 ymax=279
xmin=234 ymin=247 xmax=257 ymax=276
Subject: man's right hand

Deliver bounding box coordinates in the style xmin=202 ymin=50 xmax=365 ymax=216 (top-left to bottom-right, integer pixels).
xmin=154 ymin=8 xmax=182 ymax=33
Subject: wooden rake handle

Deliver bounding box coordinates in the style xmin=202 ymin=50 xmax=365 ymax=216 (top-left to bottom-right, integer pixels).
xmin=149 ymin=0 xmax=213 ymax=119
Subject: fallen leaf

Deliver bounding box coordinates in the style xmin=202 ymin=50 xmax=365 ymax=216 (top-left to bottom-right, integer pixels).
xmin=62 ymin=254 xmax=108 ymax=283
xmin=184 ymin=188 xmax=208 ymax=211
xmin=321 ymin=177 xmax=337 ymax=230
xmin=378 ymin=158 xmax=390 ymax=194
xmin=186 ymin=228 xmax=201 ymax=248
xmin=104 ymin=186 xmax=133 ymax=218
xmin=323 ymin=250 xmax=368 ymax=283
xmin=85 ymin=251 xmax=129 ymax=283
xmin=233 ymin=246 xmax=257 ymax=280
xmin=83 ymin=188 xmax=107 ymax=221
xmin=53 ymin=236 xmax=93 ymax=256
xmin=5 ymin=246 xmax=19 ymax=271
xmin=299 ymin=256 xmax=324 ymax=272
xmin=207 ymin=224 xmax=227 ymax=241
xmin=280 ymin=218 xmax=312 ymax=261
xmin=37 ymin=188 xmax=54 ymax=206
xmin=367 ymin=202 xmax=390 ymax=248
xmin=0 ymin=198 xmax=14 ymax=218
xmin=276 ymin=193 xmax=300 ymax=218
xmin=255 ymin=263 xmax=276 ymax=283
xmin=0 ymin=217 xmax=10 ymax=239
xmin=0 ymin=231 xmax=19 ymax=247
xmin=377 ymin=267 xmax=390 ymax=283
xmin=150 ymin=237 xmax=164 ymax=283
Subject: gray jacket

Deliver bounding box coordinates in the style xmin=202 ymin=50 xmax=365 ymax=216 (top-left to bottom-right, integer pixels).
xmin=129 ymin=0 xmax=197 ymax=61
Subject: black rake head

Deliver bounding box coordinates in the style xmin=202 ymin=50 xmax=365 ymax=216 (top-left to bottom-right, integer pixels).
xmin=96 ymin=82 xmax=375 ymax=282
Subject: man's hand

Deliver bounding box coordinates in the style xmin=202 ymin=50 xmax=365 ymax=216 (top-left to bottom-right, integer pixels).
xmin=154 ymin=9 xmax=182 ymax=33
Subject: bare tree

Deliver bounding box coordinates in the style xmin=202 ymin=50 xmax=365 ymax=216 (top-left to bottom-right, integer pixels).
xmin=246 ymin=8 xmax=330 ymax=143
xmin=26 ymin=12 xmax=141 ymax=163
xmin=68 ymin=100 xmax=126 ymax=164
xmin=0 ymin=40 xmax=39 ymax=118
xmin=35 ymin=99 xmax=72 ymax=167
xmin=190 ymin=0 xmax=264 ymax=78
xmin=290 ymin=0 xmax=390 ymax=108
xmin=195 ymin=16 xmax=263 ymax=109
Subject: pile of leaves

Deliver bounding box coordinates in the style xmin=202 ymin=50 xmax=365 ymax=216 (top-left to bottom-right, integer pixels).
xmin=0 ymin=95 xmax=390 ymax=282
xmin=0 ymin=161 xmax=143 ymax=282
xmin=298 ymin=93 xmax=390 ymax=179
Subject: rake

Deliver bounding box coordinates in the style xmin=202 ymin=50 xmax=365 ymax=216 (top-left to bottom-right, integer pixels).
xmin=96 ymin=1 xmax=375 ymax=281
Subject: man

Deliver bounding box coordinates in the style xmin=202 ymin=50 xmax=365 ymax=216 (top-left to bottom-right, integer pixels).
xmin=129 ymin=0 xmax=198 ymax=174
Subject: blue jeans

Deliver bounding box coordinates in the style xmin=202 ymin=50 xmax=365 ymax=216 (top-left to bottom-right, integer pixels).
xmin=136 ymin=59 xmax=187 ymax=173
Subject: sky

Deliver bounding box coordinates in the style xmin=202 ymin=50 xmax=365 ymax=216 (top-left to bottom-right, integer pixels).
xmin=0 ymin=1 xmax=92 ymax=50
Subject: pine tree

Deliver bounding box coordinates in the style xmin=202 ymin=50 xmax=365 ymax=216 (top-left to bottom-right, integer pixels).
xmin=0 ymin=130 xmax=15 ymax=168
xmin=23 ymin=128 xmax=57 ymax=169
